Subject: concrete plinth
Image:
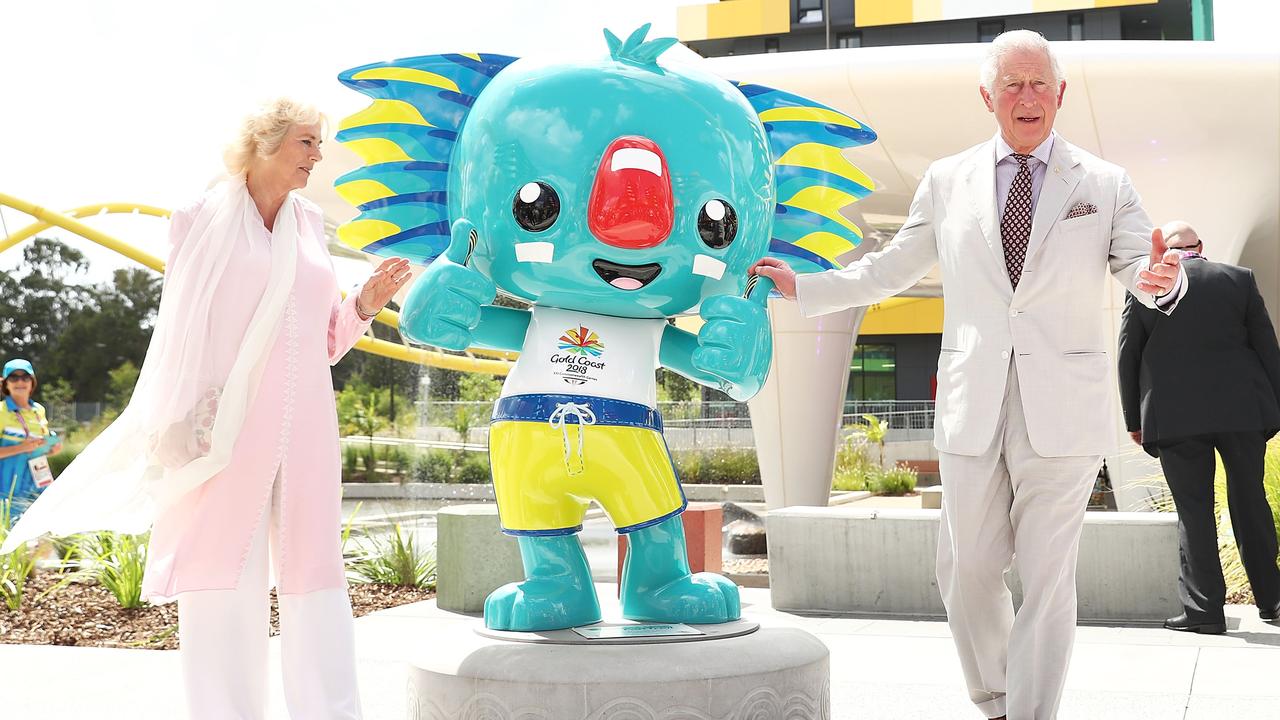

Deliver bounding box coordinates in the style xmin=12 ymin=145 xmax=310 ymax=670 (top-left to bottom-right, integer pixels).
xmin=407 ymin=624 xmax=830 ymax=719
xmin=436 ymin=504 xmax=524 ymax=613
xmin=769 ymin=506 xmax=1181 ymax=622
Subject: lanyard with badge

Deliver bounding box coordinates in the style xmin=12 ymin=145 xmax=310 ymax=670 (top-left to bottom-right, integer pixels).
xmin=8 ymin=400 xmax=53 ymax=489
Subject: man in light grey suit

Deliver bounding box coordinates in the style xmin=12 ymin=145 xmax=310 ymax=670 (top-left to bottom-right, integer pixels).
xmin=753 ymin=30 xmax=1185 ymax=720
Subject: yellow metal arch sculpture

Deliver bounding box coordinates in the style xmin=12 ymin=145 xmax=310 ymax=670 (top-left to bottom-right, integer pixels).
xmin=0 ymin=192 xmax=513 ymax=375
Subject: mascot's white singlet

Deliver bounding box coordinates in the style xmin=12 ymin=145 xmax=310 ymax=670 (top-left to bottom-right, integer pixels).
xmin=500 ymin=306 xmax=666 ymax=408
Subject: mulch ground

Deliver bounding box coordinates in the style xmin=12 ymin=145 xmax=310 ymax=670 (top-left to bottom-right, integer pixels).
xmin=0 ymin=571 xmax=435 ymax=650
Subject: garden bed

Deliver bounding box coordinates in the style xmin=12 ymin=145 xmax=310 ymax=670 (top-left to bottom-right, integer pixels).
xmin=0 ymin=571 xmax=435 ymax=650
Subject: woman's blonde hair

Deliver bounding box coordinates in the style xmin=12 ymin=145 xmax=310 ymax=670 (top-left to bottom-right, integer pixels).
xmin=223 ymin=98 xmax=326 ymax=176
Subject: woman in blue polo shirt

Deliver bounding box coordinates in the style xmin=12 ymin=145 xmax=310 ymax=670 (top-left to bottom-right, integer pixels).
xmin=0 ymin=359 xmax=61 ymax=517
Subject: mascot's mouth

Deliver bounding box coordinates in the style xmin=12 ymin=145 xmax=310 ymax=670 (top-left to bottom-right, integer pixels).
xmin=592 ymin=259 xmax=662 ymax=291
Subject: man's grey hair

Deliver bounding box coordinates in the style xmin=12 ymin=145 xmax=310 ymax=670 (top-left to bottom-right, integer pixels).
xmin=980 ymin=29 xmax=1065 ymax=94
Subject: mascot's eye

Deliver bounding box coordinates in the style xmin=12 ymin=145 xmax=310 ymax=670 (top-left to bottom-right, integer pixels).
xmin=697 ymin=199 xmax=738 ymax=250
xmin=513 ymin=181 xmax=560 ymax=232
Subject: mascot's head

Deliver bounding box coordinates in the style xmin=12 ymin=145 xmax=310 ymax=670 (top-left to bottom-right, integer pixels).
xmin=336 ymin=25 xmax=875 ymax=319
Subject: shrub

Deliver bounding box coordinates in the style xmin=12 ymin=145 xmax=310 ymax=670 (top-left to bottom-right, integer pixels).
xmin=832 ymin=437 xmax=877 ymax=492
xmin=846 ymin=414 xmax=888 ymax=468
xmin=384 ymin=445 xmax=411 ymax=476
xmin=870 ymin=464 xmax=918 ymax=496
xmin=449 ymin=407 xmax=473 ymax=443
xmin=343 ymin=444 xmax=360 ymax=475
xmin=1 ymin=499 xmax=36 ymax=611
xmin=360 ymin=446 xmax=378 ymax=476
xmin=674 ymin=448 xmax=760 ymax=485
xmin=413 ymin=450 xmax=454 ymax=483
xmin=75 ymin=531 xmax=149 ymax=609
xmin=47 ymin=443 xmax=83 ymax=477
xmin=454 ymin=454 xmax=492 ymax=484
xmin=346 ymin=523 xmax=436 ymax=589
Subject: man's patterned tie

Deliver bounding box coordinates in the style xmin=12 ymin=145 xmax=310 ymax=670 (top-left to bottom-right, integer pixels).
xmin=1001 ymin=153 xmax=1033 ymax=289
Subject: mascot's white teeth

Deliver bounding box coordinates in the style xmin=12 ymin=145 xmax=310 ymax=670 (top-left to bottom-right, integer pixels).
xmin=692 ymin=255 xmax=726 ymax=280
xmin=609 ymin=147 xmax=663 ymax=177
xmin=515 ymin=242 xmax=555 ymax=263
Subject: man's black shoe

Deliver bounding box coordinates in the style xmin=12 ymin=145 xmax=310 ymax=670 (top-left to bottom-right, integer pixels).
xmin=1260 ymin=603 xmax=1280 ymax=621
xmin=1164 ymin=613 xmax=1226 ymax=634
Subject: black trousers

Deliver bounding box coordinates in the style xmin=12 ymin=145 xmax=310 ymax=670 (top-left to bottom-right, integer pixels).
xmin=1158 ymin=431 xmax=1280 ymax=619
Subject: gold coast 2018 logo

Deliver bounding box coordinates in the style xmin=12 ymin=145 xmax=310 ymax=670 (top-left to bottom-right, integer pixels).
xmin=552 ymin=326 xmax=606 ymax=385
xmin=557 ymin=326 xmax=604 ymax=357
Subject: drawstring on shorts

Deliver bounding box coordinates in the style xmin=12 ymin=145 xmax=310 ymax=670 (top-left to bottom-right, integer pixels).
xmin=548 ymin=402 xmax=596 ymax=476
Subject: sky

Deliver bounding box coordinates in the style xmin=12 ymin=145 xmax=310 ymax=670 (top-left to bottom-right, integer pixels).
xmin=0 ymin=0 xmax=694 ymax=286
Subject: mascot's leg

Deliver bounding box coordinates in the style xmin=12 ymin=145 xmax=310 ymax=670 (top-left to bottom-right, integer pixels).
xmin=619 ymin=515 xmax=741 ymax=624
xmin=484 ymin=533 xmax=601 ymax=631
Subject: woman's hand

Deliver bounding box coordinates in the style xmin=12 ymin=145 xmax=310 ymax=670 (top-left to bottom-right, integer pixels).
xmin=18 ymin=436 xmax=44 ymax=454
xmin=357 ymin=257 xmax=413 ymax=319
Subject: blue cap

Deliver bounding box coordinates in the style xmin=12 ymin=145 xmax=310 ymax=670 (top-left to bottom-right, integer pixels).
xmin=2 ymin=359 xmax=35 ymax=379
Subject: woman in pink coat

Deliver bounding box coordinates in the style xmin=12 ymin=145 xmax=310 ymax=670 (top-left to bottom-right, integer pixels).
xmin=152 ymin=99 xmax=409 ymax=720
xmin=4 ymin=98 xmax=410 ymax=719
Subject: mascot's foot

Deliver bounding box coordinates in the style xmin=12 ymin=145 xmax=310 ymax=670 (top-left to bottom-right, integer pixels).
xmin=484 ymin=534 xmax=601 ymax=632
xmin=619 ymin=515 xmax=741 ymax=624
xmin=621 ymin=570 xmax=741 ymax=625
xmin=484 ymin=577 xmax=603 ymax=631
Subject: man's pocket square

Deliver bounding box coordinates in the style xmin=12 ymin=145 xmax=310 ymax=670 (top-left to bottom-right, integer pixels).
xmin=1065 ymin=202 xmax=1097 ymax=219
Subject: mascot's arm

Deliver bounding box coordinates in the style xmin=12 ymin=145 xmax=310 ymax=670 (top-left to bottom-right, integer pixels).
xmin=472 ymin=305 xmax=531 ymax=352
xmin=659 ymin=278 xmax=774 ymax=402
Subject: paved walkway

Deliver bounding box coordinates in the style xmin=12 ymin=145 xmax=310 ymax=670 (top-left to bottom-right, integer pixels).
xmin=2 ymin=584 xmax=1278 ymax=719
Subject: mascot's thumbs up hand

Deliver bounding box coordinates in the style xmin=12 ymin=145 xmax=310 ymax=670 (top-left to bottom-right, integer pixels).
xmin=398 ymin=225 xmax=496 ymax=351
xmin=691 ymin=276 xmax=775 ymax=401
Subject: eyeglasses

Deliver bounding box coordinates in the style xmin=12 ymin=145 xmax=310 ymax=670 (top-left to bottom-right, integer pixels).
xmin=5 ymin=373 xmax=32 ymax=382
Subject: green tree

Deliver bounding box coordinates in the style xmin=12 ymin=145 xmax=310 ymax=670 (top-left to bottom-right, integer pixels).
xmin=0 ymin=238 xmax=93 ymax=365
xmin=656 ymin=369 xmax=698 ymax=402
xmin=46 ymin=268 xmax=161 ymax=401
xmin=1 ymin=239 xmax=160 ymax=403
xmin=350 ymin=391 xmax=385 ymax=457
xmin=331 ymin=305 xmax=419 ymax=430
xmin=458 ymin=372 xmax=503 ymax=402
xmin=106 ymin=361 xmax=141 ymax=412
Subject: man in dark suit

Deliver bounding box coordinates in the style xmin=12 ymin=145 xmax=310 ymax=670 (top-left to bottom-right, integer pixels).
xmin=1119 ymin=220 xmax=1280 ymax=634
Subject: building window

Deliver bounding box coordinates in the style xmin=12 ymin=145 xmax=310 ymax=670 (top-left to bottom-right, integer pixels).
xmin=837 ymin=31 xmax=862 ymax=48
xmin=1120 ymin=8 xmax=1162 ymax=40
xmin=798 ymin=0 xmax=823 ymax=24
xmin=1068 ymin=13 xmax=1085 ymax=41
xmin=978 ymin=19 xmax=1005 ymax=43
xmin=848 ymin=344 xmax=897 ymax=401
xmin=765 ymin=37 xmax=781 ymax=53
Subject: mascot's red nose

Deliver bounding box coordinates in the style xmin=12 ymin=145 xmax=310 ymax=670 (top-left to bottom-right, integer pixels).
xmin=587 ymin=136 xmax=674 ymax=249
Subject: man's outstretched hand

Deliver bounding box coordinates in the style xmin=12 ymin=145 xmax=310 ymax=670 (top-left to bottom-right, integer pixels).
xmin=1137 ymin=228 xmax=1182 ymax=297
xmin=750 ymin=257 xmax=797 ymax=300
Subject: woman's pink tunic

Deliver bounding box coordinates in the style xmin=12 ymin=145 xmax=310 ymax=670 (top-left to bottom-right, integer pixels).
xmin=142 ymin=193 xmax=372 ymax=602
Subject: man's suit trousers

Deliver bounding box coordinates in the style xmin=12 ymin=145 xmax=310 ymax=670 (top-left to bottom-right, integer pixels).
xmin=938 ymin=364 xmax=1101 ymax=720
xmin=1157 ymin=431 xmax=1280 ymax=620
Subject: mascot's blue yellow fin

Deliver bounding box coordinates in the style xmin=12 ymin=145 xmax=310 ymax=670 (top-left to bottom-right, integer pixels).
xmin=334 ymin=53 xmax=517 ymax=262
xmin=335 ymin=40 xmax=877 ymax=275
xmin=735 ymin=82 xmax=877 ymax=274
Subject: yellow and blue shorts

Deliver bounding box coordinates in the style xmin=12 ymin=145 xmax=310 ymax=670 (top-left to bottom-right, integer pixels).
xmin=489 ymin=393 xmax=686 ymax=536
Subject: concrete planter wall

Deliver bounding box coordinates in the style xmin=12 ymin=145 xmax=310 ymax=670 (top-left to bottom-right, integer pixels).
xmin=768 ymin=507 xmax=1181 ymax=622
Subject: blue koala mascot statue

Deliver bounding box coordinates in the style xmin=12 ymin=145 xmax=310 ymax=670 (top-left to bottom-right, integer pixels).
xmin=336 ymin=25 xmax=875 ymax=632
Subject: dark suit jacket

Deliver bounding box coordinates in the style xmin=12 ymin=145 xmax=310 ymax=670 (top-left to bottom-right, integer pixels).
xmin=1118 ymin=257 xmax=1280 ymax=457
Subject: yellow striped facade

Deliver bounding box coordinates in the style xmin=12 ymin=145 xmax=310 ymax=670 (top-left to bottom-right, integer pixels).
xmin=677 ymin=0 xmax=789 ymax=42
xmin=859 ymin=297 xmax=943 ymax=335
xmin=855 ymin=0 xmax=1158 ymax=28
